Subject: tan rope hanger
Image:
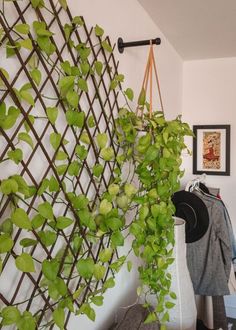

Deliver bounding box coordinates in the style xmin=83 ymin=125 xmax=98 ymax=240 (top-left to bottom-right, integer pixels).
xmin=136 ymin=41 xmax=165 ymax=118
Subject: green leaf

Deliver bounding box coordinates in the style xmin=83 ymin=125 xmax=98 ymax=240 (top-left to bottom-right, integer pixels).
xmin=1 ymin=306 xmax=21 ymax=325
xmin=37 ymin=36 xmax=56 ymax=55
xmin=0 ymin=68 xmax=9 ymax=86
xmin=127 ymin=260 xmax=132 ymax=272
xmin=32 ymin=214 xmax=45 ymax=229
xmin=66 ymin=90 xmax=79 ymax=108
xmin=0 ymin=218 xmax=13 ymax=234
xmin=38 ymin=201 xmax=54 ymax=220
xmin=72 ymin=16 xmax=84 ymax=26
xmin=18 ymin=132 xmax=34 ymax=149
xmin=54 ymin=277 xmax=67 ymax=296
xmin=55 ymin=150 xmax=68 ymax=161
xmin=106 ymin=217 xmax=122 ymax=231
xmin=36 ymin=29 xmax=53 ymax=37
xmin=31 ymin=0 xmax=44 ymax=9
xmin=24 ymin=114 xmax=35 ymax=132
xmin=53 ymin=308 xmax=65 ymax=330
xmin=110 ymin=79 xmax=118 ymax=90
xmin=111 ymin=231 xmax=124 ymax=247
xmin=59 ymin=0 xmax=67 ymax=9
xmin=20 ymin=238 xmax=37 ymax=247
xmin=92 ymin=164 xmax=103 ymax=177
xmin=94 ymin=61 xmax=103 ymax=76
xmin=49 ymin=176 xmax=60 ymax=192
xmin=78 ymin=209 xmax=96 ymax=231
xmin=80 ymin=132 xmax=90 ymax=144
xmin=115 ymin=74 xmax=124 ymax=82
xmin=138 ymin=87 xmax=146 ymax=106
xmin=1 ymin=106 xmax=20 ymax=130
xmin=80 ymin=62 xmax=90 ymax=76
xmin=6 ymin=41 xmax=20 ymax=58
xmin=63 ymin=23 xmax=73 ymax=41
xmin=78 ymin=303 xmax=96 ymax=321
xmin=76 ymin=258 xmax=95 ymax=279
xmin=99 ymin=248 xmax=113 ymax=263
xmin=17 ymin=311 xmax=36 ymax=330
xmin=7 ymin=148 xmax=23 ymax=164
xmin=108 ymin=183 xmax=119 ymax=196
xmin=88 ymin=115 xmax=95 ymax=128
xmin=28 ymin=54 xmax=39 ymax=69
xmin=19 ymin=38 xmax=33 ymax=50
xmin=94 ymin=264 xmax=106 ymax=280
xmin=73 ymin=194 xmax=89 ymax=209
xmin=76 ymin=45 xmax=91 ymax=60
xmin=99 ymin=199 xmax=112 ymax=215
xmin=15 ymin=23 xmax=30 ymax=35
xmin=56 ymin=164 xmax=68 ymax=176
xmin=170 ymin=291 xmax=177 ymax=299
xmin=11 ymin=175 xmax=29 ymax=196
xmin=61 ymin=60 xmax=71 ymax=75
xmin=68 ymin=161 xmax=80 ymax=176
xmin=42 ymin=259 xmax=59 ymax=280
xmin=38 ymin=231 xmax=57 ymax=247
xmin=124 ymin=183 xmax=137 ymax=197
xmin=15 ymin=253 xmax=35 ymax=272
xmin=95 ymin=24 xmax=104 ymax=37
xmin=96 ymin=133 xmax=108 ymax=149
xmin=0 ymin=234 xmax=14 ymax=254
xmin=37 ymin=178 xmax=49 ymax=196
xmin=103 ymin=277 xmax=115 ymax=289
xmin=161 ymin=311 xmax=170 ymax=323
xmin=145 ymin=145 xmax=158 ymax=161
xmin=100 ymin=147 xmax=114 ymax=161
xmin=78 ymin=78 xmax=88 ymax=92
xmin=124 ymin=88 xmax=134 ymax=101
xmin=11 ymin=208 xmax=32 ymax=230
xmin=66 ymin=110 xmax=85 ymax=127
xmin=50 ymin=132 xmax=61 ymax=150
xmin=58 ymin=76 xmax=75 ymax=97
xmin=91 ymin=296 xmax=104 ymax=306
xmin=165 ymin=301 xmax=175 ymax=309
xmin=144 ymin=312 xmax=157 ymax=324
xmin=101 ymin=40 xmax=112 ymax=53
xmin=56 ymin=216 xmax=73 ymax=229
xmin=29 ymin=68 xmax=41 ymax=86
xmin=116 ymin=195 xmax=129 ymax=210
xmin=0 ymin=258 xmax=2 ymax=273
xmin=75 ymin=145 xmax=88 ymax=160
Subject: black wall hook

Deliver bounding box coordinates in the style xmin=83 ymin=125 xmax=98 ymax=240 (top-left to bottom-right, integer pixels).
xmin=117 ymin=37 xmax=161 ymax=53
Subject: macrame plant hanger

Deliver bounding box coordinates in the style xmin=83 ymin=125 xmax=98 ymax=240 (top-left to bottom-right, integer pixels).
xmin=117 ymin=36 xmax=164 ymax=119
xmin=137 ymin=41 xmax=165 ymax=119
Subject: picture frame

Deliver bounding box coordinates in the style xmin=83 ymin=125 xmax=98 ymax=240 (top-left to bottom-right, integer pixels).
xmin=193 ymin=125 xmax=230 ymax=176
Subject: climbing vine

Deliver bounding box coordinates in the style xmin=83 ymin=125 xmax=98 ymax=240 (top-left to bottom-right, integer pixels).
xmin=0 ymin=0 xmax=193 ymax=329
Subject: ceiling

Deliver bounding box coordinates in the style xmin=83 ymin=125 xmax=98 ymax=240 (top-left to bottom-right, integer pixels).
xmin=138 ymin=0 xmax=236 ymax=60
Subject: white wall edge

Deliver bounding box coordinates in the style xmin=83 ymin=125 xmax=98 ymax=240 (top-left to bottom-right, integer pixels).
xmin=225 ymin=304 xmax=236 ymax=318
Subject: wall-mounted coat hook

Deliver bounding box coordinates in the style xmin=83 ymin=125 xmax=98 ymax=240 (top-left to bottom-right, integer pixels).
xmin=117 ymin=37 xmax=161 ymax=53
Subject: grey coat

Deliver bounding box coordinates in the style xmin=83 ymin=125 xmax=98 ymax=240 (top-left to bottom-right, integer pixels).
xmin=187 ymin=192 xmax=232 ymax=296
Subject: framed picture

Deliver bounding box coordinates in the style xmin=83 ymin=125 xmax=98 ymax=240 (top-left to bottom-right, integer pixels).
xmin=193 ymin=125 xmax=230 ymax=176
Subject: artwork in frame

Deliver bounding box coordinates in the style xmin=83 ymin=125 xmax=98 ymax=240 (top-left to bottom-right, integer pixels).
xmin=193 ymin=125 xmax=230 ymax=176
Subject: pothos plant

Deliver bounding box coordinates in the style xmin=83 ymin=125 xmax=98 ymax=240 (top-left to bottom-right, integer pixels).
xmin=0 ymin=0 xmax=193 ymax=329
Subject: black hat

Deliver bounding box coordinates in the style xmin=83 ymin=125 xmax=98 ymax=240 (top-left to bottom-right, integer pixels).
xmin=172 ymin=190 xmax=209 ymax=243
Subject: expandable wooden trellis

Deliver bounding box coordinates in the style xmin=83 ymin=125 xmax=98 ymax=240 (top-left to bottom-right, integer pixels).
xmin=0 ymin=1 xmax=122 ymax=328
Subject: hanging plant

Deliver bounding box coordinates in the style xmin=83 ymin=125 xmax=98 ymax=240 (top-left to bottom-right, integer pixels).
xmin=0 ymin=0 xmax=193 ymax=329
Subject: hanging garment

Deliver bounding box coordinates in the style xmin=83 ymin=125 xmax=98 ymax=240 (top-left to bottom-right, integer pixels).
xmin=187 ymin=192 xmax=231 ymax=296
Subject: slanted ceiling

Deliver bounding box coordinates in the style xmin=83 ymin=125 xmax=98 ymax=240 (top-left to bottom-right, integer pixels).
xmin=138 ymin=0 xmax=236 ymax=60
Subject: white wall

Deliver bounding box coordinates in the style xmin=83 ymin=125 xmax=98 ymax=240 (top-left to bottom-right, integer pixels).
xmin=66 ymin=0 xmax=183 ymax=329
xmin=182 ymin=57 xmax=236 ymax=318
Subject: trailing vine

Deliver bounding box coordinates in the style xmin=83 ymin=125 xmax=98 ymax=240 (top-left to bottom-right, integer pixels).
xmin=0 ymin=0 xmax=193 ymax=329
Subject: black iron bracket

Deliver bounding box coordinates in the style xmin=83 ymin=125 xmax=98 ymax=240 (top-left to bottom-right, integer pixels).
xmin=117 ymin=37 xmax=161 ymax=53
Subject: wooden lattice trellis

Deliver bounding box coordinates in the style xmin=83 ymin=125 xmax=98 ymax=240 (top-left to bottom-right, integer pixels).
xmin=0 ymin=1 xmax=124 ymax=328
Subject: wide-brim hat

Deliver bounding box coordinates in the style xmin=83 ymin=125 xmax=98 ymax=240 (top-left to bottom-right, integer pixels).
xmin=172 ymin=190 xmax=209 ymax=243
